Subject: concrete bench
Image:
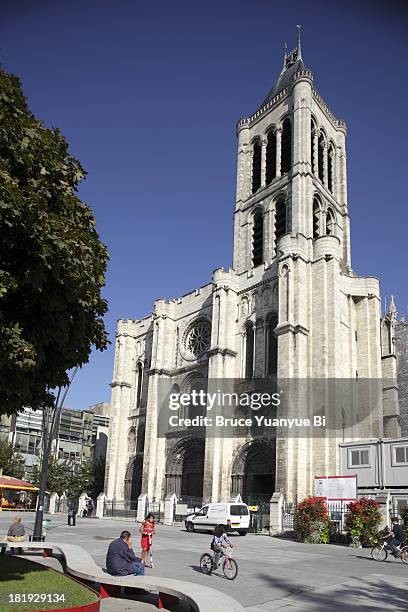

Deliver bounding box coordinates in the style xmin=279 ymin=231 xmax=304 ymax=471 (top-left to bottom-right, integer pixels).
xmin=0 ymin=539 xmax=244 ymax=612
xmin=0 ymin=539 xmax=52 ymax=556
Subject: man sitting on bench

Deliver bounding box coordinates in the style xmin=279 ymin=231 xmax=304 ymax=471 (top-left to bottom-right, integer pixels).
xmin=106 ymin=530 xmax=145 ymax=576
xmin=6 ymin=516 xmax=25 ymax=554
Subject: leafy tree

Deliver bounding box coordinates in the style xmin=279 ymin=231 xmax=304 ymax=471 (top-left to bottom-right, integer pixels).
xmin=30 ymin=456 xmax=102 ymax=499
xmin=66 ymin=459 xmax=95 ymax=499
xmin=0 ymin=67 xmax=109 ymax=415
xmin=0 ymin=439 xmax=25 ymax=479
xmin=30 ymin=457 xmax=69 ymax=495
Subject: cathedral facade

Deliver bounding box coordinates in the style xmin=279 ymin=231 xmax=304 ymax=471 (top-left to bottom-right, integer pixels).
xmin=105 ymin=38 xmax=400 ymax=505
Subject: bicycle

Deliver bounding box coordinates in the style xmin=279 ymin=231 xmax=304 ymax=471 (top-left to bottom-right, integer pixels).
xmin=199 ymin=545 xmax=238 ymax=580
xmin=371 ymin=540 xmax=408 ymax=564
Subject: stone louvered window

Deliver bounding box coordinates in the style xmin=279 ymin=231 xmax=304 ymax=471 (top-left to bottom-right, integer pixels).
xmin=313 ymin=198 xmax=320 ymax=238
xmin=252 ymin=210 xmax=264 ymax=267
xmin=275 ymin=199 xmax=287 ymax=240
xmin=326 ymin=208 xmax=335 ymax=235
xmin=281 ymin=118 xmax=292 ymax=174
xmin=265 ymin=130 xmax=276 ymax=185
xmin=328 ymin=144 xmax=334 ymax=193
xmin=251 ymin=141 xmax=262 ymax=193
xmin=311 ymin=120 xmax=316 ymax=174
xmin=318 ymin=134 xmax=325 ymax=183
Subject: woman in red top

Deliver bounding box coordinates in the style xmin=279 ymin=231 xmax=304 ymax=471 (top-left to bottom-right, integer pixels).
xmin=139 ymin=512 xmax=155 ymax=566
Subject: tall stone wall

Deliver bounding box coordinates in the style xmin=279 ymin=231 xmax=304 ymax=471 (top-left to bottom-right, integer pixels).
xmin=396 ymin=319 xmax=408 ymax=436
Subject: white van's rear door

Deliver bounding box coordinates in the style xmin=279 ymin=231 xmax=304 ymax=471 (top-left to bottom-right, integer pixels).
xmin=229 ymin=504 xmax=250 ymax=528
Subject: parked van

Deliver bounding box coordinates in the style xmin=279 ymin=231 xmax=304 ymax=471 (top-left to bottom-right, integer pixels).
xmin=185 ymin=502 xmax=250 ymax=535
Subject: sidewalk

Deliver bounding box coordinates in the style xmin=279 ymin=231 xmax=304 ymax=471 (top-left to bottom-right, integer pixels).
xmin=246 ymin=573 xmax=408 ymax=611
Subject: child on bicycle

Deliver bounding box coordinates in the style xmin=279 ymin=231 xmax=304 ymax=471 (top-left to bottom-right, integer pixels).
xmin=211 ymin=524 xmax=233 ymax=567
xmin=140 ymin=513 xmax=155 ymax=567
xmin=383 ymin=517 xmax=406 ymax=558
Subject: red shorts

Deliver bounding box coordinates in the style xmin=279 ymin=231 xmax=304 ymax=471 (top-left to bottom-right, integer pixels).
xmin=141 ymin=534 xmax=151 ymax=551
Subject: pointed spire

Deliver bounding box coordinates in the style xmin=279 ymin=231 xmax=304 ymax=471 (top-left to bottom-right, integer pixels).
xmin=296 ymin=24 xmax=302 ymax=60
xmin=389 ymin=294 xmax=397 ymax=319
xmin=281 ymin=42 xmax=288 ymax=73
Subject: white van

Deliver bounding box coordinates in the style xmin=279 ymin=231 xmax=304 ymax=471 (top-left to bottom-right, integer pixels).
xmin=185 ymin=502 xmax=250 ymax=535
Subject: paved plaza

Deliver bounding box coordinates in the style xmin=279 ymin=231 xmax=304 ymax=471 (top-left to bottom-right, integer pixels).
xmin=1 ymin=512 xmax=407 ymax=610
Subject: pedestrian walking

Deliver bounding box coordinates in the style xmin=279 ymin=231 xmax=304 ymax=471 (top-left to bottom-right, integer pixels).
xmin=68 ymin=500 xmax=77 ymax=526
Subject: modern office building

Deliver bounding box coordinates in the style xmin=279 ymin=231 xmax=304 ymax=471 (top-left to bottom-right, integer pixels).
xmin=3 ymin=404 xmax=111 ymax=480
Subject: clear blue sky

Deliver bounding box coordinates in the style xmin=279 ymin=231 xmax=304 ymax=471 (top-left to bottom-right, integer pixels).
xmin=1 ymin=1 xmax=407 ymax=410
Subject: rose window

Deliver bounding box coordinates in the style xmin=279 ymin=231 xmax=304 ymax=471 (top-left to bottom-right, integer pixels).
xmin=187 ymin=321 xmax=211 ymax=358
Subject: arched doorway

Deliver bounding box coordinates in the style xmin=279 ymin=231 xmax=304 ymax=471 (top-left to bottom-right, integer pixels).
xmin=124 ymin=455 xmax=143 ymax=509
xmin=231 ymin=439 xmax=275 ymax=502
xmin=165 ymin=437 xmax=205 ymax=500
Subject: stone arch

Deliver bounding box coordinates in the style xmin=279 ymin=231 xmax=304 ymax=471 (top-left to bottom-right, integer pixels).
xmin=165 ymin=437 xmax=205 ymax=500
xmin=230 ymin=439 xmax=276 ymax=501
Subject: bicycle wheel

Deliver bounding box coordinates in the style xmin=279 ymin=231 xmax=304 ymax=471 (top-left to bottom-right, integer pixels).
xmin=371 ymin=546 xmax=387 ymax=562
xmin=200 ymin=553 xmax=213 ymax=574
xmin=400 ymin=546 xmax=408 ymax=565
xmin=223 ymin=557 xmax=238 ymax=580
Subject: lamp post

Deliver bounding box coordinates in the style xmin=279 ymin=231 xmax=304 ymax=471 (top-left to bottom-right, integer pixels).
xmin=32 ymin=368 xmax=78 ymax=541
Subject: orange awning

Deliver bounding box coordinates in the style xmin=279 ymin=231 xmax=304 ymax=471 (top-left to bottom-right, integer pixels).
xmin=0 ymin=475 xmax=39 ymax=492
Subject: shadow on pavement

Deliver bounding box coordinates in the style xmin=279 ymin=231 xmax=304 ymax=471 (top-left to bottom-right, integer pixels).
xmin=255 ymin=573 xmax=408 ymax=611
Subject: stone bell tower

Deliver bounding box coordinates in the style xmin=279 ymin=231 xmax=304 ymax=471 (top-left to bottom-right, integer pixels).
xmin=105 ymin=31 xmax=400 ymax=508
xmin=229 ymin=29 xmax=398 ymax=500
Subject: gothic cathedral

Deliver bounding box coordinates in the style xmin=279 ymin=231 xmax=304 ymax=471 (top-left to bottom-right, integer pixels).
xmin=105 ymin=37 xmax=400 ymax=505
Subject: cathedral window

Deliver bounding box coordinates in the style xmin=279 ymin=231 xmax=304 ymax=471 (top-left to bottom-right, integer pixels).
xmin=326 ymin=208 xmax=335 ymax=235
xmin=252 ymin=210 xmax=264 ymax=267
xmin=275 ymin=198 xmax=287 ymax=241
xmin=311 ymin=120 xmax=317 ymax=174
xmin=265 ymin=130 xmax=276 ymax=185
xmin=313 ymin=198 xmax=320 ymax=239
xmin=186 ymin=320 xmax=211 ymax=358
xmin=281 ymin=118 xmax=292 ymax=174
xmin=251 ymin=140 xmax=262 ymax=193
xmin=136 ymin=362 xmax=143 ymax=408
xmin=245 ymin=323 xmax=254 ymax=379
xmin=328 ymin=144 xmax=334 ymax=193
xmin=266 ymin=313 xmax=278 ymax=376
xmin=318 ymin=134 xmax=325 ymax=183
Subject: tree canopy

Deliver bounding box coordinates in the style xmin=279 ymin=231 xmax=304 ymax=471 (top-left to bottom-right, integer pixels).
xmin=0 ymin=439 xmax=25 ymax=479
xmin=0 ymin=68 xmax=109 ymax=414
xmin=30 ymin=457 xmax=98 ymax=499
